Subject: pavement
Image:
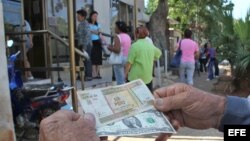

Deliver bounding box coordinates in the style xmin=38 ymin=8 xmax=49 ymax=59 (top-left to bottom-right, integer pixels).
xmin=23 ymin=60 xmax=224 ymax=141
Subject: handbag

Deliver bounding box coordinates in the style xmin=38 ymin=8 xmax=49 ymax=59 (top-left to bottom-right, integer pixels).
xmin=170 ymin=40 xmax=182 ymax=68
xmin=108 ymin=35 xmax=123 ymax=64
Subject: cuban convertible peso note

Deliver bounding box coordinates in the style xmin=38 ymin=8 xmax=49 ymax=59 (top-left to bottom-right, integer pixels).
xmin=77 ymin=79 xmax=155 ymax=127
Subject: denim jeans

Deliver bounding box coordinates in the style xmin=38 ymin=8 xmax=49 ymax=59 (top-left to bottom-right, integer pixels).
xmin=113 ymin=57 xmax=127 ymax=85
xmin=199 ymin=58 xmax=207 ymax=72
xmin=208 ymin=58 xmax=215 ymax=80
xmin=179 ymin=62 xmax=195 ymax=85
xmin=214 ymin=58 xmax=219 ymax=76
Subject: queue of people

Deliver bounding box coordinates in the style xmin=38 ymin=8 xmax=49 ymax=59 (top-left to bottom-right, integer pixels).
xmin=76 ymin=8 xmax=221 ymax=87
xmin=76 ymin=9 xmax=104 ymax=81
xmin=76 ymin=9 xmax=161 ymax=87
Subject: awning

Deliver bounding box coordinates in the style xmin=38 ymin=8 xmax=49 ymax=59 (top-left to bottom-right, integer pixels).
xmin=120 ymin=0 xmax=134 ymax=6
xmin=138 ymin=13 xmax=150 ymax=23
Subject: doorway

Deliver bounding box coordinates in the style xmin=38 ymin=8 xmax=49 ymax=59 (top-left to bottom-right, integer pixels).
xmin=23 ymin=0 xmax=46 ymax=78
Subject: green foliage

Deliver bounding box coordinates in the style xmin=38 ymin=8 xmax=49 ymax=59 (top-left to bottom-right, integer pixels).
xmin=168 ymin=0 xmax=201 ymax=27
xmin=146 ymin=0 xmax=230 ymax=32
xmin=234 ymin=10 xmax=250 ymax=77
xmin=203 ymin=2 xmax=239 ymax=64
xmin=146 ymin=0 xmax=250 ymax=83
xmin=146 ymin=0 xmax=159 ymax=14
xmin=204 ymin=6 xmax=250 ymax=79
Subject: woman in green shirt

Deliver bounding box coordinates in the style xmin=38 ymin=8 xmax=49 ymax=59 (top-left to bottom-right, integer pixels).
xmin=125 ymin=27 xmax=162 ymax=91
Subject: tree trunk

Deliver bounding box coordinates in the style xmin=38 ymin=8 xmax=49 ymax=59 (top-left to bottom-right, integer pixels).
xmin=148 ymin=0 xmax=169 ymax=64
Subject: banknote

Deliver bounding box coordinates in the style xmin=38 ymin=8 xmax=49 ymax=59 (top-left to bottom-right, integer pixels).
xmin=97 ymin=109 xmax=176 ymax=136
xmin=77 ymin=79 xmax=155 ymax=127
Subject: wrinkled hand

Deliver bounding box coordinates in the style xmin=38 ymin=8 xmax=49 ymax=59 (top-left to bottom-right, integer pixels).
xmin=153 ymin=83 xmax=226 ymax=141
xmin=39 ymin=110 xmax=99 ymax=141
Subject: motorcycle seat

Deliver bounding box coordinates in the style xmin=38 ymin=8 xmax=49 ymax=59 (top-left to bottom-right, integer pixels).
xmin=22 ymin=83 xmax=64 ymax=98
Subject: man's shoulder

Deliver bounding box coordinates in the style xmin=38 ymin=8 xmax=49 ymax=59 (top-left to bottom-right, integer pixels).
xmin=79 ymin=21 xmax=89 ymax=26
xmin=131 ymin=40 xmax=144 ymax=49
xmin=183 ymin=39 xmax=197 ymax=44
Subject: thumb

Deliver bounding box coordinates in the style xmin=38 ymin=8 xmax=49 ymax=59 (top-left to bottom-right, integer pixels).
xmin=84 ymin=113 xmax=95 ymax=121
xmin=154 ymin=92 xmax=187 ymax=112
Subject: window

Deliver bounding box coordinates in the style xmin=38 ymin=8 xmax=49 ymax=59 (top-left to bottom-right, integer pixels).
xmin=47 ymin=0 xmax=68 ymax=36
xmin=75 ymin=0 xmax=93 ymax=17
xmin=110 ymin=0 xmax=119 ymax=34
xmin=2 ymin=0 xmax=22 ymax=32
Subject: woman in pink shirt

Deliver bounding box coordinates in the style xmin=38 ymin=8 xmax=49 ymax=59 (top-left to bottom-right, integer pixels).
xmin=178 ymin=29 xmax=199 ymax=85
xmin=108 ymin=21 xmax=131 ymax=84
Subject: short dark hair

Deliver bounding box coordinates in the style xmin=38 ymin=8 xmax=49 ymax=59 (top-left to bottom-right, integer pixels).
xmin=184 ymin=29 xmax=192 ymax=38
xmin=77 ymin=9 xmax=87 ymax=18
xmin=115 ymin=21 xmax=128 ymax=33
xmin=136 ymin=26 xmax=148 ymax=39
xmin=88 ymin=11 xmax=98 ymax=25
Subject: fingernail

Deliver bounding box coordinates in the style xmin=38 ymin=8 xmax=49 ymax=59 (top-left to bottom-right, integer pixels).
xmin=84 ymin=113 xmax=95 ymax=122
xmin=155 ymin=98 xmax=164 ymax=107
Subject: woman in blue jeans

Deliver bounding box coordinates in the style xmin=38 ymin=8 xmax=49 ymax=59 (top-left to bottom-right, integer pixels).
xmin=108 ymin=21 xmax=131 ymax=85
xmin=206 ymin=42 xmax=219 ymax=81
xmin=178 ymin=29 xmax=199 ymax=85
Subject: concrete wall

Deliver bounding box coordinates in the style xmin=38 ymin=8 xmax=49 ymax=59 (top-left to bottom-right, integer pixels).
xmin=93 ymin=0 xmax=146 ymax=36
xmin=0 ymin=1 xmax=15 ymax=141
xmin=119 ymin=0 xmax=148 ymax=25
xmin=137 ymin=0 xmax=145 ymax=12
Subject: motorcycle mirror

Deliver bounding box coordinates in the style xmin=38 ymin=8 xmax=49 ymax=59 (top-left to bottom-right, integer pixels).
xmin=7 ymin=40 xmax=14 ymax=47
xmin=50 ymin=86 xmax=55 ymax=90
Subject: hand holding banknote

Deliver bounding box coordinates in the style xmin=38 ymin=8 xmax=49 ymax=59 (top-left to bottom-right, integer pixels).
xmin=39 ymin=82 xmax=227 ymax=141
xmin=154 ymin=83 xmax=226 ymax=141
xmin=77 ymin=80 xmax=176 ymax=136
xmin=39 ymin=110 xmax=99 ymax=141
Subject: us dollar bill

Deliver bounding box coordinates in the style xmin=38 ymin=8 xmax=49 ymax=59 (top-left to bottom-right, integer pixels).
xmin=97 ymin=109 xmax=176 ymax=136
xmin=77 ymin=79 xmax=155 ymax=127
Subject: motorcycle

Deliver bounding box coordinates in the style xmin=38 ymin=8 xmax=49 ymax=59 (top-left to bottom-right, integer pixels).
xmin=7 ymin=42 xmax=73 ymax=140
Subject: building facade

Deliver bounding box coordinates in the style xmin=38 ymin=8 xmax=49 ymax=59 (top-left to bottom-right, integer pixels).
xmin=1 ymin=1 xmax=147 ymax=140
xmin=2 ymin=0 xmax=146 ymax=78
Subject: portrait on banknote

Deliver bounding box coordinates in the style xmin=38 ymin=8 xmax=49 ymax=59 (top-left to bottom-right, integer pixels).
xmin=122 ymin=116 xmax=142 ymax=128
